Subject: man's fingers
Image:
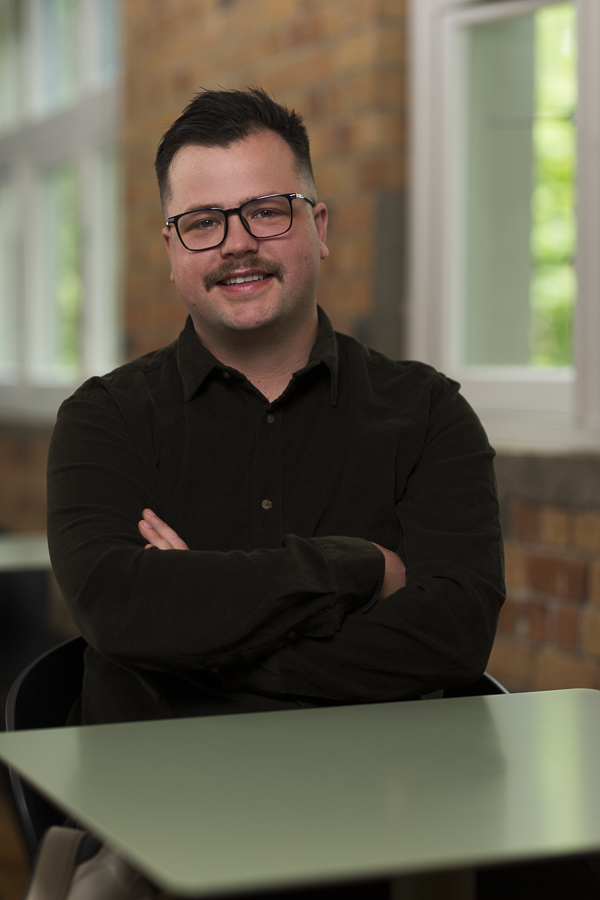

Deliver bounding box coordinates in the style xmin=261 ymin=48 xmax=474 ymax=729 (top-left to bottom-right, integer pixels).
xmin=138 ymin=520 xmax=172 ymax=550
xmin=139 ymin=509 xmax=189 ymax=550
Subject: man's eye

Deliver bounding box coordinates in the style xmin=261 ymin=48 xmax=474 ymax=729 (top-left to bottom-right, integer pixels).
xmin=190 ymin=216 xmax=220 ymax=230
xmin=253 ymin=207 xmax=283 ymax=220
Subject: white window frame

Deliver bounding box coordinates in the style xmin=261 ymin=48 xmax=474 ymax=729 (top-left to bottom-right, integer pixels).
xmin=409 ymin=0 xmax=600 ymax=451
xmin=0 ymin=0 xmax=120 ymax=423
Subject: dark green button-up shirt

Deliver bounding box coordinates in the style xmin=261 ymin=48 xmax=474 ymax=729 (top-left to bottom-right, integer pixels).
xmin=47 ymin=309 xmax=504 ymax=723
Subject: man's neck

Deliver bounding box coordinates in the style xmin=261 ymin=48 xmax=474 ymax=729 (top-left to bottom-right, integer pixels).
xmin=194 ymin=314 xmax=319 ymax=403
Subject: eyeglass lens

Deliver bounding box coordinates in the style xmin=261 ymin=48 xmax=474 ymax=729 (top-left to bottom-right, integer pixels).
xmin=177 ymin=195 xmax=293 ymax=250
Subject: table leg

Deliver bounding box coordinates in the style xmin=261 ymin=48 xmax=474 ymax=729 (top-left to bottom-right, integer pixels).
xmin=391 ymin=868 xmax=476 ymax=900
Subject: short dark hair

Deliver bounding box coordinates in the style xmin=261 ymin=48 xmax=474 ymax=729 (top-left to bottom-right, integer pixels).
xmin=154 ymin=87 xmax=316 ymax=212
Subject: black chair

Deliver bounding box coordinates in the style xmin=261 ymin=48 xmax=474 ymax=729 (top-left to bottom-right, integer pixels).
xmin=443 ymin=671 xmax=508 ymax=698
xmin=4 ymin=635 xmax=87 ymax=859
xmin=0 ymin=566 xmax=48 ymax=692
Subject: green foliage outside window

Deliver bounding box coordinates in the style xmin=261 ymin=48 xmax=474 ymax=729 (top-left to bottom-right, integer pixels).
xmin=530 ymin=3 xmax=576 ymax=366
xmin=52 ymin=165 xmax=81 ymax=370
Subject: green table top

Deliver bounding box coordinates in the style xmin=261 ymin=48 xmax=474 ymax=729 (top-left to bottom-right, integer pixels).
xmin=1 ymin=689 xmax=599 ymax=896
xmin=0 ymin=533 xmax=50 ymax=571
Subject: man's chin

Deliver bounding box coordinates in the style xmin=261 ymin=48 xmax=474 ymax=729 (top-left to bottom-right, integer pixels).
xmin=202 ymin=302 xmax=284 ymax=336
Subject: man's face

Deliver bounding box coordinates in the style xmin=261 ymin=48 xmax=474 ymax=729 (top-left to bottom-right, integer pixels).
xmin=162 ymin=130 xmax=329 ymax=345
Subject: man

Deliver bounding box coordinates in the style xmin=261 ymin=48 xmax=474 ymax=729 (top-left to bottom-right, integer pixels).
xmin=43 ymin=89 xmax=600 ymax=900
xmin=47 ymin=87 xmax=504 ymax=727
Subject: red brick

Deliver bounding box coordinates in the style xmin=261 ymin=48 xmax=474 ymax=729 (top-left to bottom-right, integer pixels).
xmin=318 ymin=277 xmax=372 ymax=316
xmin=582 ymin=610 xmax=600 ymax=658
xmin=497 ymin=597 xmax=519 ymax=635
xmin=538 ymin=506 xmax=572 ymax=548
xmin=525 ymin=601 xmax=547 ymax=643
xmin=266 ymin=49 xmax=334 ymax=93
xmin=504 ymin=542 xmax=527 ymax=589
xmin=526 ymin=553 xmax=587 ymax=601
xmin=348 ymin=113 xmax=404 ymax=153
xmin=589 ymin=562 xmax=600 ymax=605
xmin=554 ymin=605 xmax=580 ymax=652
xmin=330 ymin=196 xmax=375 ymax=234
xmin=382 ymin=0 xmax=408 ymax=17
xmin=0 ymin=430 xmax=51 ymax=532
xmin=510 ymin=501 xmax=539 ymax=541
xmin=360 ymin=156 xmax=406 ymax=190
xmin=335 ymin=239 xmax=373 ymax=273
xmin=574 ymin=511 xmax=600 ymax=554
xmin=532 ymin=648 xmax=600 ymax=691
xmin=487 ymin=637 xmax=533 ymax=690
xmin=334 ymin=30 xmax=381 ymax=72
xmin=290 ymin=17 xmax=319 ymax=47
xmin=314 ymin=159 xmax=358 ymax=198
xmin=332 ymin=72 xmax=405 ymax=116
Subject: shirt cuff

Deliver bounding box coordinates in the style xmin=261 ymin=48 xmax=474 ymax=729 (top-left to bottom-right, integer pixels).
xmin=313 ymin=535 xmax=384 ymax=611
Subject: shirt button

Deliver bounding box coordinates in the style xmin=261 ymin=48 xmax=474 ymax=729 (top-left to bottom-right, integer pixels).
xmin=222 ymin=371 xmax=232 ymax=379
xmin=266 ymin=414 xmax=275 ymax=424
xmin=261 ymin=499 xmax=273 ymax=510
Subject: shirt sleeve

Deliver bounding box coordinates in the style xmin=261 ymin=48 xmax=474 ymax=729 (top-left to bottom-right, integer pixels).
xmin=220 ymin=383 xmax=505 ymax=701
xmin=47 ymin=386 xmax=384 ymax=671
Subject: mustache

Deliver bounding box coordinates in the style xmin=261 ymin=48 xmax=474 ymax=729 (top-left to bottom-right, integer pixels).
xmin=204 ymin=257 xmax=286 ymax=291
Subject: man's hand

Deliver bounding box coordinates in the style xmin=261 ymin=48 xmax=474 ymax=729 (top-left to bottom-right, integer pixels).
xmin=138 ymin=512 xmax=404 ymax=601
xmin=138 ymin=509 xmax=189 ymax=550
xmin=371 ymin=543 xmax=406 ymax=599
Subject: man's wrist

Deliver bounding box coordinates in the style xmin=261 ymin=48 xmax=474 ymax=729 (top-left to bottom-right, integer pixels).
xmin=314 ymin=536 xmax=384 ymax=610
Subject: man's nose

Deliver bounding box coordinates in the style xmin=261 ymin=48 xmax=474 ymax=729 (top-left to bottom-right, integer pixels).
xmin=220 ymin=212 xmax=259 ymax=256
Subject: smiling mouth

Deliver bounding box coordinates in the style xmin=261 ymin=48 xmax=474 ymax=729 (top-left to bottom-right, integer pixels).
xmin=220 ymin=273 xmax=270 ymax=286
xmin=205 ymin=257 xmax=286 ymax=291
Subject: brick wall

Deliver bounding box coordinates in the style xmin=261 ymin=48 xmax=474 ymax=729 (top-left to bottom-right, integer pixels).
xmin=488 ymin=457 xmax=600 ymax=691
xmin=122 ymin=0 xmax=408 ymax=357
xmin=0 ymin=428 xmax=51 ymax=533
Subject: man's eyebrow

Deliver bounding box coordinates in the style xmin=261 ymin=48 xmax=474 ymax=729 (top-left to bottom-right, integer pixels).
xmin=177 ymin=193 xmax=281 ymax=215
xmin=177 ymin=201 xmax=223 ymax=214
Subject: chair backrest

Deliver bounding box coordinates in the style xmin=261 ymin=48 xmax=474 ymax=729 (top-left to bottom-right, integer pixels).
xmin=4 ymin=635 xmax=87 ymax=858
xmin=443 ymin=671 xmax=508 ymax=699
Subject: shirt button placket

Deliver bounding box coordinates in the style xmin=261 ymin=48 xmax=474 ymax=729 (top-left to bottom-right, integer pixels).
xmin=254 ymin=409 xmax=282 ymax=547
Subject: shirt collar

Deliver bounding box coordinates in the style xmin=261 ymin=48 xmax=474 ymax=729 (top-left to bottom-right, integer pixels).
xmin=299 ymin=306 xmax=339 ymax=405
xmin=177 ymin=306 xmax=339 ymax=405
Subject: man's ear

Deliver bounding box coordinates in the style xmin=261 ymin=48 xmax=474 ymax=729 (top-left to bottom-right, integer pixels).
xmin=162 ymin=227 xmax=176 ymax=283
xmin=313 ymin=203 xmax=329 ymax=260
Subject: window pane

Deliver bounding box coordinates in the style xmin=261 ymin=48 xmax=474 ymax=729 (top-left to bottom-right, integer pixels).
xmin=0 ymin=0 xmax=20 ymax=132
xmin=530 ymin=4 xmax=576 ymax=365
xmin=38 ymin=0 xmax=78 ymax=112
xmin=0 ymin=177 xmax=17 ymax=373
xmin=31 ymin=164 xmax=82 ymax=380
xmin=462 ymin=2 xmax=576 ymax=367
xmin=86 ymin=148 xmax=121 ymax=371
xmin=96 ymin=0 xmax=119 ymax=82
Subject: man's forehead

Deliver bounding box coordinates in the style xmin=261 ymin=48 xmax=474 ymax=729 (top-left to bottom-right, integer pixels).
xmin=169 ymin=131 xmax=294 ymax=171
xmin=166 ymin=133 xmax=305 ymax=208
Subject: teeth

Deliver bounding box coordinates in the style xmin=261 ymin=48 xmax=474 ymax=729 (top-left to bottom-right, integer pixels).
xmin=222 ymin=274 xmax=268 ymax=285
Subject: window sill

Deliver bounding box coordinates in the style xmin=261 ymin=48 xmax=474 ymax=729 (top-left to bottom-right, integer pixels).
xmin=482 ymin=413 xmax=600 ymax=454
xmin=0 ymin=384 xmax=78 ymax=425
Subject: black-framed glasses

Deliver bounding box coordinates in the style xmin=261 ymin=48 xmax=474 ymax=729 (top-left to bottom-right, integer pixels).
xmin=165 ymin=192 xmax=316 ymax=251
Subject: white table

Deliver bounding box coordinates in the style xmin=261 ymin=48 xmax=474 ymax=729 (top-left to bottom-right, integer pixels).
xmin=1 ymin=690 xmax=599 ymax=898
xmin=0 ymin=534 xmax=50 ymax=572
